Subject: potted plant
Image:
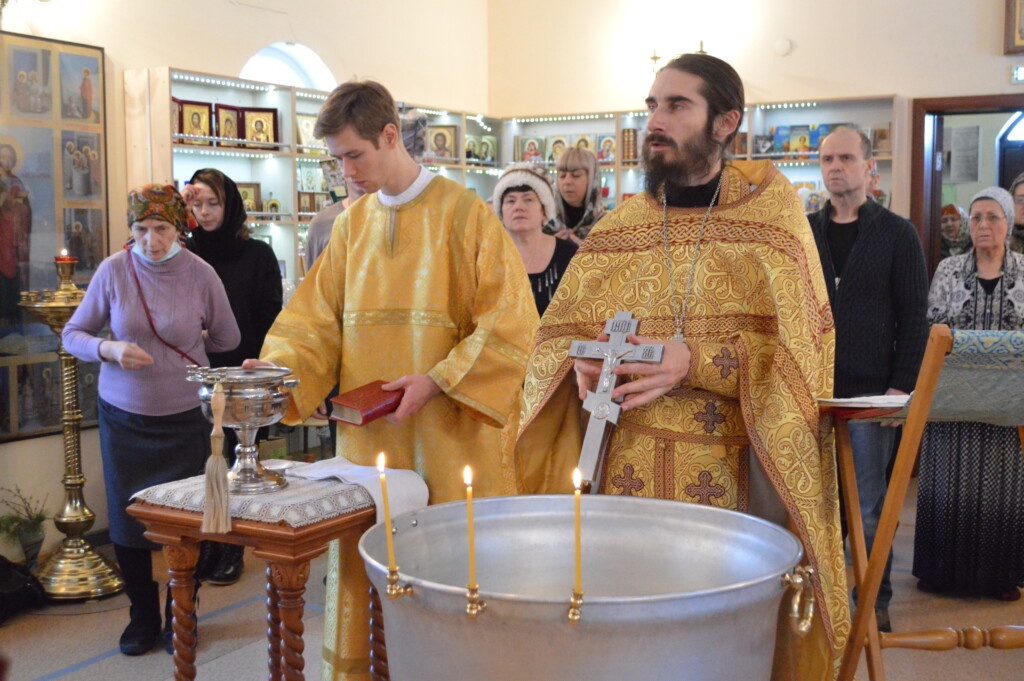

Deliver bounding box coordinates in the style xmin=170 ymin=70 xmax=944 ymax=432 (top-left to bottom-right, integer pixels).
xmin=0 ymin=486 xmax=50 ymax=571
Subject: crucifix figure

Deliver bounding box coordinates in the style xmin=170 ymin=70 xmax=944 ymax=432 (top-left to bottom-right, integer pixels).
xmin=568 ymin=311 xmax=664 ymax=492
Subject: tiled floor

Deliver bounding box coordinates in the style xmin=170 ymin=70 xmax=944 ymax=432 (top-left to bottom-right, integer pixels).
xmin=1 ymin=482 xmax=1022 ymax=680
xmin=1 ymin=545 xmax=327 ymax=681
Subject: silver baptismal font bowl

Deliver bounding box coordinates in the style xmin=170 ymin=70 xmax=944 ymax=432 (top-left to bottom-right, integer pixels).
xmin=187 ymin=365 xmax=298 ymax=494
xmin=360 ymin=495 xmax=809 ymax=680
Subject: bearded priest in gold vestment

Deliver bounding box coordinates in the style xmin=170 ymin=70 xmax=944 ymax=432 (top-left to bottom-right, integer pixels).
xmin=252 ymin=81 xmax=538 ymax=681
xmin=517 ymin=54 xmax=850 ymax=680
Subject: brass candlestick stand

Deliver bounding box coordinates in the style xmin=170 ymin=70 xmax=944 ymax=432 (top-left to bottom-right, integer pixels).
xmin=465 ymin=584 xmax=486 ymax=619
xmin=568 ymin=590 xmax=584 ymax=624
xmin=18 ymin=259 xmax=124 ymax=599
xmin=385 ymin=567 xmax=412 ymax=599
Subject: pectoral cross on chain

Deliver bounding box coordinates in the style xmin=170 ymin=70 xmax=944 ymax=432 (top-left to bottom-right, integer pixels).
xmin=568 ymin=311 xmax=664 ymax=493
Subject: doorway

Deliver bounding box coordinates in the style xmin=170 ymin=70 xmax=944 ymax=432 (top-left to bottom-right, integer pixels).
xmin=911 ymin=94 xmax=1024 ymax=274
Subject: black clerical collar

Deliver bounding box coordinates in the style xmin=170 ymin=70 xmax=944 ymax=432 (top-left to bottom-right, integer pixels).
xmin=663 ymin=172 xmax=724 ymax=209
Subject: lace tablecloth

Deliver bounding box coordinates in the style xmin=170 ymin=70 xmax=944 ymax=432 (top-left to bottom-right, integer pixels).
xmin=132 ymin=475 xmax=374 ymax=528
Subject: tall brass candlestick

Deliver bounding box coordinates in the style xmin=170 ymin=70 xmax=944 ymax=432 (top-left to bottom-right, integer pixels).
xmin=17 ymin=257 xmax=124 ymax=599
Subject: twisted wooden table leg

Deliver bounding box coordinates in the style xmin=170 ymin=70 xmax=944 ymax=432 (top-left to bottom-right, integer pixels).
xmin=270 ymin=561 xmax=310 ymax=681
xmin=164 ymin=543 xmax=200 ymax=681
xmin=267 ymin=564 xmax=282 ymax=681
xmin=368 ymin=585 xmax=389 ymax=681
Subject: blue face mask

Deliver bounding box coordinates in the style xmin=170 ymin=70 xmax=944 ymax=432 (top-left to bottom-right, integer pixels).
xmin=132 ymin=239 xmax=181 ymax=263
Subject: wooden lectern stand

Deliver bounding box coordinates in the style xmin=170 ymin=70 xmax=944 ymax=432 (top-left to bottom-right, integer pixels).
xmin=829 ymin=325 xmax=1024 ymax=681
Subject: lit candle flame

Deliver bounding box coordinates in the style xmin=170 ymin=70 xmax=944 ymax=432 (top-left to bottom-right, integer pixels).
xmin=60 ymin=248 xmax=68 ymax=257
xmin=377 ymin=452 xmax=385 ymax=472
xmin=573 ymin=468 xmax=582 ymax=490
xmin=463 ymin=465 xmax=473 ymax=487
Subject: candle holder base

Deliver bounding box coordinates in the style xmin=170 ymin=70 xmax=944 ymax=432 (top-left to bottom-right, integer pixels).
xmin=386 ymin=567 xmax=412 ymax=599
xmin=568 ymin=589 xmax=585 ymax=625
xmin=35 ymin=538 xmax=124 ymax=600
xmin=465 ymin=584 xmax=487 ymax=619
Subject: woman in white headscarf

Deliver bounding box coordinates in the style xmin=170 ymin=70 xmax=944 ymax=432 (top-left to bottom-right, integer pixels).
xmin=914 ymin=186 xmax=1024 ymax=602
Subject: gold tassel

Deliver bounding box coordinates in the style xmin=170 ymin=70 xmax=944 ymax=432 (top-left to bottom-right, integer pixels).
xmin=202 ymin=382 xmax=231 ymax=534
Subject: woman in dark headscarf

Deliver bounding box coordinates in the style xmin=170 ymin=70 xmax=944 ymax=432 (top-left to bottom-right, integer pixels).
xmin=63 ymin=184 xmax=239 ymax=655
xmin=181 ymin=169 xmax=283 ymax=585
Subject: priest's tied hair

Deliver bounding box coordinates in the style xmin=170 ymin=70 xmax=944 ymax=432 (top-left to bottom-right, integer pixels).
xmin=662 ymin=53 xmax=745 ymax=151
xmin=315 ymin=80 xmax=401 ymax=148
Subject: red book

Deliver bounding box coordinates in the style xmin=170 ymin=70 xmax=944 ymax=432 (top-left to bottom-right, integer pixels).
xmin=329 ymin=380 xmax=404 ymax=426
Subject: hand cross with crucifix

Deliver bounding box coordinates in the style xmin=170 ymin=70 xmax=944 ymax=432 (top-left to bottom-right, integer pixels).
xmin=568 ymin=311 xmax=664 ymax=492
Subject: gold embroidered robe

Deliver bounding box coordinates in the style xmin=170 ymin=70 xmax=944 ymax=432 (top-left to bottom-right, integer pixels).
xmin=517 ymin=161 xmax=849 ymax=680
xmin=261 ymin=175 xmax=539 ymax=681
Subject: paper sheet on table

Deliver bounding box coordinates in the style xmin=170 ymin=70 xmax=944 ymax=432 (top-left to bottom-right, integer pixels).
xmin=818 ymin=394 xmax=912 ymax=410
xmin=282 ymin=456 xmax=429 ymax=523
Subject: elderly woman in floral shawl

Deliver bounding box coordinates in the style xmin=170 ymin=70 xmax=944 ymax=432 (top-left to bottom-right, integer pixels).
xmin=915 ymin=186 xmax=1024 ymax=602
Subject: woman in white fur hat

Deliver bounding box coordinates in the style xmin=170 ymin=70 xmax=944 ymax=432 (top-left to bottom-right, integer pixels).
xmin=493 ymin=164 xmax=577 ymax=315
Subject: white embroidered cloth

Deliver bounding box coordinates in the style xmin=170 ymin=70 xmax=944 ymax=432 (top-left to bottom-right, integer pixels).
xmin=283 ymin=457 xmax=430 ymax=523
xmin=131 ymin=473 xmax=374 ymax=528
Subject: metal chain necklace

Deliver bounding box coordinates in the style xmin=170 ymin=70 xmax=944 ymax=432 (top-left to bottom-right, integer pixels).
xmin=661 ymin=172 xmax=724 ymax=342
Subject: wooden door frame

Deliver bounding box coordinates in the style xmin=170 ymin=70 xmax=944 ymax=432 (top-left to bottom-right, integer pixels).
xmin=911 ymin=94 xmax=1024 ymax=273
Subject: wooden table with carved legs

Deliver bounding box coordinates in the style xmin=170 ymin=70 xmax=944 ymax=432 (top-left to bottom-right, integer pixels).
xmin=127 ymin=500 xmax=375 ymax=681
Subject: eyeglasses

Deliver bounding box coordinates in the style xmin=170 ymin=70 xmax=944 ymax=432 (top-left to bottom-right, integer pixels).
xmin=1013 ymin=197 xmax=1024 ymax=206
xmin=969 ymin=214 xmax=1008 ymax=225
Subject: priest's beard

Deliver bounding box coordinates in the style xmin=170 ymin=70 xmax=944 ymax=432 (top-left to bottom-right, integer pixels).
xmin=643 ymin=130 xmax=722 ymax=197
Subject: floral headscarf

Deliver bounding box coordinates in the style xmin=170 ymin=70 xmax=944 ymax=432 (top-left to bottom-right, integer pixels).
xmin=940 ymin=203 xmax=971 ymax=257
xmin=124 ymin=183 xmax=195 ymax=248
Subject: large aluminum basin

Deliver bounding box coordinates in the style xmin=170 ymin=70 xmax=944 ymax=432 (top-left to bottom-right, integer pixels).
xmin=359 ymin=494 xmax=802 ymax=680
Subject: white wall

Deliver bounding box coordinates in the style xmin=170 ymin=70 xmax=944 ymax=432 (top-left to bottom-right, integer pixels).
xmin=485 ymin=0 xmax=1023 ymax=219
xmin=488 ymin=0 xmax=1022 ymax=116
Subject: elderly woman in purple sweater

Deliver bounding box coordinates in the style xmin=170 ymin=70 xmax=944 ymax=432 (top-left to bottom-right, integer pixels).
xmin=63 ymin=184 xmax=239 ymax=656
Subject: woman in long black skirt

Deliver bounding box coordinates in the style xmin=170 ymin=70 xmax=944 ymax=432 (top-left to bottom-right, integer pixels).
xmin=914 ymin=186 xmax=1024 ymax=601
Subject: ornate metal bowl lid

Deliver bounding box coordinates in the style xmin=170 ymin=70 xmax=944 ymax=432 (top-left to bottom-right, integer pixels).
xmin=186 ymin=365 xmax=295 ymax=385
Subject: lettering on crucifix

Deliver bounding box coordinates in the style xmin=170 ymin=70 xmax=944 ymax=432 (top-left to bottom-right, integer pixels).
xmin=568 ymin=311 xmax=664 ymax=492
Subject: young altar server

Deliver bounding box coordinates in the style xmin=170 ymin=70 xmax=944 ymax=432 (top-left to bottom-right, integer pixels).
xmin=248 ymin=80 xmax=538 ymax=681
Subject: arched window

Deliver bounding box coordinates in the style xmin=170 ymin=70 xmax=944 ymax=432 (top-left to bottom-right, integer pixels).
xmin=996 ymin=112 xmax=1024 ymax=188
xmin=1003 ymin=112 xmax=1024 ymax=142
xmin=239 ymin=43 xmax=336 ymax=91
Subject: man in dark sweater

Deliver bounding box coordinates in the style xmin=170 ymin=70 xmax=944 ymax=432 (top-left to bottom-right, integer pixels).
xmin=809 ymin=126 xmax=929 ymax=633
